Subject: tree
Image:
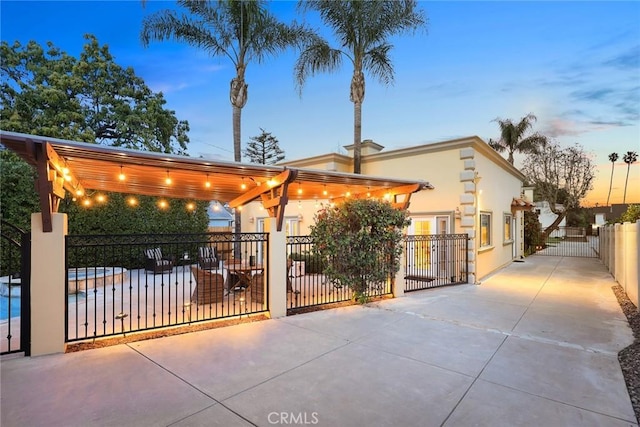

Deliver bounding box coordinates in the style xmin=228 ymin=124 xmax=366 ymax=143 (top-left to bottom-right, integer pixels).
xmin=622 ymin=151 xmax=638 ymax=204
xmin=606 ymin=152 xmax=619 ymax=206
xmin=141 ymin=0 xmax=312 ymax=236
xmin=295 ymin=0 xmax=426 ymax=174
xmin=0 ymin=37 xmax=206 ymax=236
xmin=488 ymin=113 xmax=547 ymax=164
xmin=618 ymin=204 xmax=640 ymax=223
xmin=523 ymin=210 xmax=543 ymax=255
xmin=243 ymin=128 xmax=285 ymax=164
xmin=0 ymin=149 xmax=39 ymax=231
xmin=310 ymin=198 xmax=410 ymax=303
xmin=522 ymin=140 xmax=595 ymax=238
xmin=0 ymin=36 xmax=189 ymax=153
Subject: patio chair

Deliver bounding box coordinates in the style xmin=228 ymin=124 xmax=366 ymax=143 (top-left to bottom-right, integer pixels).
xmin=198 ymin=246 xmax=219 ymax=270
xmin=190 ymin=266 xmax=225 ymax=305
xmin=144 ymin=247 xmax=174 ymax=274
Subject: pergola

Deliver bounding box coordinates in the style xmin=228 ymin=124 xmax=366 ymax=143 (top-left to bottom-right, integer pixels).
xmin=0 ymin=131 xmax=433 ymax=232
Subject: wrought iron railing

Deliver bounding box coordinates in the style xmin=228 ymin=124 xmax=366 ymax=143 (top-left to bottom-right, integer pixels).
xmin=536 ymin=226 xmax=598 ymax=258
xmin=285 ymin=235 xmax=393 ymax=312
xmin=404 ymin=234 xmax=469 ymax=291
xmin=65 ymin=232 xmax=268 ymax=343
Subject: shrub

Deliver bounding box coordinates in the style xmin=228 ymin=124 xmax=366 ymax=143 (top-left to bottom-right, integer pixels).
xmin=310 ymin=199 xmax=410 ymax=303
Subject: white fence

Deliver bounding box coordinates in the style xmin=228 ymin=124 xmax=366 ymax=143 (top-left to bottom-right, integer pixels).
xmin=599 ymin=220 xmax=640 ymax=310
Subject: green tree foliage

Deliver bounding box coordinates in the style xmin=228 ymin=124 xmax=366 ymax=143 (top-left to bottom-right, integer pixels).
xmin=243 ymin=128 xmax=285 ymax=164
xmin=618 ymin=204 xmax=640 ymax=223
xmin=0 ymin=36 xmax=189 ymax=153
xmin=522 ymin=140 xmax=595 ymax=238
xmin=310 ymin=198 xmax=410 ymax=303
xmin=141 ymin=0 xmax=312 ymax=237
xmin=59 ymin=194 xmax=209 ymax=235
xmin=0 ymin=150 xmax=39 ymax=231
xmin=488 ymin=113 xmax=547 ymax=164
xmin=0 ymin=36 xmax=207 ymax=236
xmin=295 ymin=0 xmax=426 ymax=174
xmin=523 ymin=210 xmax=543 ymax=255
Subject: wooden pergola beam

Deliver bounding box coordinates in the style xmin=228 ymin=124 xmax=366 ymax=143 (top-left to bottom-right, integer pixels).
xmin=229 ymin=169 xmax=298 ymax=231
xmin=332 ymin=183 xmax=427 ymax=210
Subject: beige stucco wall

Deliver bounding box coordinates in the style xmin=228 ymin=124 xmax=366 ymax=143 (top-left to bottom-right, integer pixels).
xmin=245 ymin=137 xmax=527 ymax=282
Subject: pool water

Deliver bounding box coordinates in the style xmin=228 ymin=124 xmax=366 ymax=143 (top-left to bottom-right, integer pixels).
xmin=0 ymin=296 xmax=20 ymax=321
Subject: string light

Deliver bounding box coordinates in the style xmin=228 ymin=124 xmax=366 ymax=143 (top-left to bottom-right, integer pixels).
xmin=96 ymin=194 xmax=106 ymax=203
xmin=186 ymin=202 xmax=195 ymax=211
xmin=127 ymin=197 xmax=138 ymax=206
xmin=165 ymin=171 xmax=172 ymax=185
xmin=297 ymin=182 xmax=303 ymax=195
xmin=118 ymin=165 xmax=126 ymax=181
xmin=158 ymin=199 xmax=168 ymax=209
xmin=205 ymin=174 xmax=211 ymax=188
xmin=82 ymin=198 xmax=91 ymax=207
xmin=241 ymin=177 xmax=247 ymax=190
xmin=323 ymin=185 xmax=328 ymax=196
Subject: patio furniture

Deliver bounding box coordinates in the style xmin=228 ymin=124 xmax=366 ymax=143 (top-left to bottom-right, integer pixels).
xmin=198 ymin=246 xmax=219 ymax=270
xmin=190 ymin=266 xmax=225 ymax=305
xmin=144 ymin=248 xmax=174 ymax=274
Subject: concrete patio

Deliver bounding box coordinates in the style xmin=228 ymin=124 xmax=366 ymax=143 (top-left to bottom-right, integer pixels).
xmin=1 ymin=255 xmax=636 ymax=426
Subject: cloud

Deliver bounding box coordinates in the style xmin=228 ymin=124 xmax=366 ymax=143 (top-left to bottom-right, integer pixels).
xmin=542 ymin=117 xmax=630 ymax=138
xmin=603 ymin=45 xmax=640 ymax=70
xmin=570 ymin=88 xmax=615 ymax=102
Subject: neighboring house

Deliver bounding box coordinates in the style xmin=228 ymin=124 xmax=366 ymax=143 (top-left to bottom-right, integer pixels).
xmin=208 ymin=201 xmax=233 ymax=230
xmin=241 ymin=137 xmax=531 ymax=283
xmin=533 ymin=201 xmax=566 ymax=237
xmin=589 ymin=204 xmax=632 ymax=230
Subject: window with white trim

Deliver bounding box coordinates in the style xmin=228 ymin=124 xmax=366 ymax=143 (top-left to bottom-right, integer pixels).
xmin=480 ymin=212 xmax=492 ymax=247
xmin=504 ymin=213 xmax=513 ymax=243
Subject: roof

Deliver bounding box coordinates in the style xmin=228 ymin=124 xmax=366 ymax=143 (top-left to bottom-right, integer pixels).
xmin=0 ymin=131 xmax=432 ymax=231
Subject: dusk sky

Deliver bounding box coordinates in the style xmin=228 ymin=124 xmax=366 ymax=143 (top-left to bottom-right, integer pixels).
xmin=1 ymin=1 xmax=639 ymax=206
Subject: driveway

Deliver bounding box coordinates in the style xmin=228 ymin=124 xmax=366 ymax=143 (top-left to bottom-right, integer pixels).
xmin=1 ymin=255 xmax=636 ymax=426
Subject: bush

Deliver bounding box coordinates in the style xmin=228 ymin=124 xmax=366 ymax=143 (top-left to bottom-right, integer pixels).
xmin=289 ymin=251 xmax=327 ymax=274
xmin=310 ymin=199 xmax=410 ymax=303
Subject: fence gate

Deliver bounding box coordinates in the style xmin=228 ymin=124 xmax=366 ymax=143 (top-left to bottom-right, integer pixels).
xmin=535 ymin=226 xmax=598 ymax=258
xmin=1 ymin=220 xmax=31 ymax=356
xmin=404 ymin=234 xmax=468 ymax=291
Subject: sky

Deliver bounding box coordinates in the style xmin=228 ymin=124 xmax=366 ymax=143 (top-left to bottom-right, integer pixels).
xmin=1 ymin=0 xmax=639 ymax=206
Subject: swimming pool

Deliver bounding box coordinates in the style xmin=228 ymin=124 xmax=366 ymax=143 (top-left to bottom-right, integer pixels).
xmin=0 ymin=295 xmax=20 ymax=321
xmin=67 ymin=267 xmax=128 ymax=293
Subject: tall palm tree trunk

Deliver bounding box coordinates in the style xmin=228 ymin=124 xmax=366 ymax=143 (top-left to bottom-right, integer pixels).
xmin=353 ymin=101 xmax=362 ymax=174
xmin=606 ymin=162 xmax=615 ymax=206
xmin=623 ymin=164 xmax=631 ymax=204
xmin=230 ymin=71 xmax=247 ymax=255
xmin=351 ymin=70 xmax=365 ymax=174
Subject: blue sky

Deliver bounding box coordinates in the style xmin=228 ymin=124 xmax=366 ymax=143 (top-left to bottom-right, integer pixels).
xmin=1 ymin=1 xmax=639 ymax=205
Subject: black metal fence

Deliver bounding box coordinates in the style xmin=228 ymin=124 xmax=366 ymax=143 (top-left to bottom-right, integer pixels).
xmin=1 ymin=220 xmax=30 ymax=356
xmin=65 ymin=232 xmax=268 ymax=343
xmin=285 ymin=236 xmax=393 ymax=312
xmin=404 ymin=234 xmax=469 ymax=291
xmin=535 ymin=226 xmax=598 ymax=258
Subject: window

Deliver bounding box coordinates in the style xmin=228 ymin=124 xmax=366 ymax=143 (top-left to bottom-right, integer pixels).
xmin=504 ymin=213 xmax=513 ymax=242
xmin=480 ymin=212 xmax=492 ymax=247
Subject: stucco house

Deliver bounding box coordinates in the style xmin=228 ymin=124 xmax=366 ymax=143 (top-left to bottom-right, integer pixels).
xmin=241 ymin=137 xmax=531 ymax=283
xmin=534 ymin=201 xmax=567 ymax=237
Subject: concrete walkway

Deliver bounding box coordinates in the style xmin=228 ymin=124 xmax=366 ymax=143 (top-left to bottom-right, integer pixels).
xmin=1 ymin=256 xmax=636 ymax=427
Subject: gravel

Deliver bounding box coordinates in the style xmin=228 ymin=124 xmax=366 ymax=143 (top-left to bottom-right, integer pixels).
xmin=612 ymin=284 xmax=640 ymax=424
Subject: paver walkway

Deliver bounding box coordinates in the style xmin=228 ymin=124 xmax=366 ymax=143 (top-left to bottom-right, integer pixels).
xmin=1 ymin=255 xmax=636 ymax=426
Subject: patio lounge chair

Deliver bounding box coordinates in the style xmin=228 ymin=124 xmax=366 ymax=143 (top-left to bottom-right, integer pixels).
xmin=144 ymin=247 xmax=174 ymax=274
xmin=197 ymin=246 xmax=219 ymax=270
xmin=190 ymin=266 xmax=225 ymax=304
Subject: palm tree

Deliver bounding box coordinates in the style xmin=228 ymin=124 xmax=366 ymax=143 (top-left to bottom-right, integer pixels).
xmin=622 ymin=151 xmax=638 ymax=204
xmin=141 ymin=0 xmax=310 ymax=163
xmin=606 ymin=152 xmax=618 ymax=206
xmin=295 ymin=0 xmax=426 ymax=174
xmin=141 ymin=0 xmax=311 ymax=238
xmin=488 ymin=113 xmax=547 ymax=164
